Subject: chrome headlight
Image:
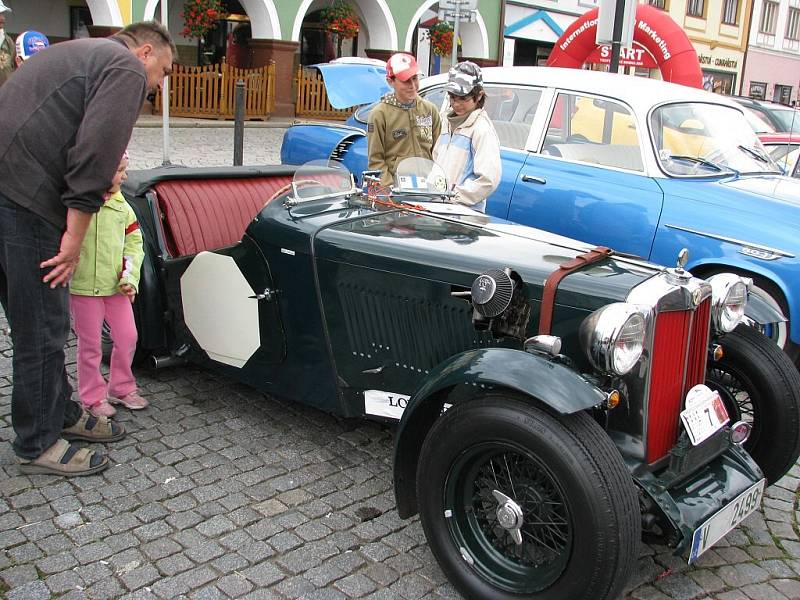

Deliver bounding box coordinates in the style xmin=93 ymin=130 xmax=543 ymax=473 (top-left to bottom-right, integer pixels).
xmin=580 ymin=303 xmax=647 ymax=376
xmin=708 ymin=273 xmax=748 ymax=333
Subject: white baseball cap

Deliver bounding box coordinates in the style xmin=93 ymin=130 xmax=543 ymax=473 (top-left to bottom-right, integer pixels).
xmin=0 ymin=1 xmax=11 ymax=14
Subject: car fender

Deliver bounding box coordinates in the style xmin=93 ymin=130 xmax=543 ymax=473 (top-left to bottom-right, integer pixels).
xmin=392 ymin=347 xmax=607 ymax=518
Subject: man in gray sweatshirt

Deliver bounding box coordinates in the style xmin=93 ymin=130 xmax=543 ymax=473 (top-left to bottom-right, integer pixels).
xmin=0 ymin=21 xmax=176 ymax=476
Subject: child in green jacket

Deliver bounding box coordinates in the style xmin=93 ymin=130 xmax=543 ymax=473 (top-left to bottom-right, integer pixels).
xmin=70 ymin=152 xmax=147 ymax=417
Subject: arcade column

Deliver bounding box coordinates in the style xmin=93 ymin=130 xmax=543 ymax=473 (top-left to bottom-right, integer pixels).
xmin=249 ymin=39 xmax=300 ymax=118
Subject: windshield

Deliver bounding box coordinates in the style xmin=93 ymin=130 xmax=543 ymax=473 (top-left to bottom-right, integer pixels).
xmin=650 ymin=102 xmax=781 ymax=176
xmin=770 ymin=106 xmax=800 ymax=133
xmin=291 ymin=160 xmax=357 ymax=202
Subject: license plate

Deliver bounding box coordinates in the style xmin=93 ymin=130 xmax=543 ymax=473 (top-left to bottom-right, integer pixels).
xmin=689 ymin=478 xmax=764 ymax=562
xmin=680 ymin=385 xmax=730 ymax=446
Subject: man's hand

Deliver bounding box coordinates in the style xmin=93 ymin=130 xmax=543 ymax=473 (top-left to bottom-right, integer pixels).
xmin=119 ymin=283 xmax=136 ymax=303
xmin=40 ymin=208 xmax=93 ymax=288
xmin=40 ymin=230 xmax=84 ymax=288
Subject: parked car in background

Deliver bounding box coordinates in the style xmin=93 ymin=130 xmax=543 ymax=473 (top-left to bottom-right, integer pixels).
xmin=121 ymin=159 xmax=800 ymax=600
xmin=282 ymin=66 xmax=800 ymax=368
xmin=759 ymin=133 xmax=800 ymax=178
xmin=732 ymin=96 xmax=800 ymax=134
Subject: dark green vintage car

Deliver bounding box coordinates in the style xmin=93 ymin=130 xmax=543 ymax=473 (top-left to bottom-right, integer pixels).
xmin=120 ymin=161 xmax=800 ymax=600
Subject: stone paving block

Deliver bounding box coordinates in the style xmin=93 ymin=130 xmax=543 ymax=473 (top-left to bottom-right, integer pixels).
xmin=120 ymin=564 xmax=163 ymax=591
xmin=1 ymin=564 xmax=39 ymax=587
xmin=717 ymin=563 xmax=771 ymax=587
xmin=6 ymin=541 xmax=43 ymax=563
xmin=86 ymin=576 xmax=128 ymax=599
xmin=335 ymin=573 xmax=379 ymax=597
xmin=106 ymin=531 xmax=141 ymax=553
xmin=142 ymin=538 xmax=183 ymax=561
xmin=45 ymin=569 xmax=83 ymax=595
xmin=6 ymin=579 xmax=50 ymax=600
xmin=210 ymin=552 xmax=249 ymax=575
xmin=133 ymin=520 xmax=173 ymax=542
xmin=196 ymin=514 xmax=236 ymax=537
xmin=240 ymin=560 xmax=285 ymax=587
xmin=156 ymin=552 xmax=195 ymax=577
xmin=772 ymin=578 xmax=800 ymax=598
xmin=75 ymin=540 xmax=114 ymax=564
xmin=185 ymin=540 xmax=225 ymax=563
xmin=741 ymin=582 xmax=788 ymax=599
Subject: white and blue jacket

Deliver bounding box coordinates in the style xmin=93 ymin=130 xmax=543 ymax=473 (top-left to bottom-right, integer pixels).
xmin=432 ymin=107 xmax=501 ymax=213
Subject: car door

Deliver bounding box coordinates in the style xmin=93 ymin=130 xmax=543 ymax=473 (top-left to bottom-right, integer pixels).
xmin=508 ymin=91 xmax=664 ymax=259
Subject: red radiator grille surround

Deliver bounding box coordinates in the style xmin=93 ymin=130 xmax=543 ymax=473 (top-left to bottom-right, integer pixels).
xmin=645 ymin=298 xmax=711 ymax=463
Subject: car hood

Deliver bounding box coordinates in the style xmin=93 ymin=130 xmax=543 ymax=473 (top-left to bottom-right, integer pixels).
xmin=308 ymin=203 xmax=656 ymax=309
xmin=660 ymin=175 xmax=800 ymax=228
xmin=312 ymin=63 xmax=390 ymax=109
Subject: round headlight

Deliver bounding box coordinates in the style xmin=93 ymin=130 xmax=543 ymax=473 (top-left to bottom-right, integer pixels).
xmin=580 ymin=303 xmax=647 ymax=376
xmin=709 ymin=274 xmax=748 ymax=333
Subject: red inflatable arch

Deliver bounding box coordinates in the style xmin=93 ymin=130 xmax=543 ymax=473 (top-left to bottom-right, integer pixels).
xmin=547 ymin=4 xmax=702 ymax=89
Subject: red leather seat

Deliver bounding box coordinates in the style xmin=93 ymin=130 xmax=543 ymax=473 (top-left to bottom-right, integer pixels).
xmin=153 ymin=176 xmax=292 ymax=257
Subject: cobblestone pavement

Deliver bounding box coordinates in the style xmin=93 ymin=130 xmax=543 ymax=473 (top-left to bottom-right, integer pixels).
xmin=1 ymin=126 xmax=800 ymax=600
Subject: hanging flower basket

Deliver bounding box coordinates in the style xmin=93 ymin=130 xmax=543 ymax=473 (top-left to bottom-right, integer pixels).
xmin=425 ymin=20 xmax=454 ymax=57
xmin=321 ymin=0 xmax=360 ymax=39
xmin=181 ymin=0 xmax=226 ymax=40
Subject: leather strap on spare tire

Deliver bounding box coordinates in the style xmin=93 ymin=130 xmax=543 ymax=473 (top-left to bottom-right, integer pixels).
xmin=538 ymin=246 xmax=614 ymax=335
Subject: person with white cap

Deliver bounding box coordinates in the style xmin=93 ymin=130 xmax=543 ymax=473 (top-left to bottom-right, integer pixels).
xmin=0 ymin=0 xmax=15 ymax=87
xmin=367 ymin=52 xmax=441 ymax=187
xmin=432 ymin=61 xmax=501 ymax=213
xmin=14 ymin=30 xmax=48 ymax=67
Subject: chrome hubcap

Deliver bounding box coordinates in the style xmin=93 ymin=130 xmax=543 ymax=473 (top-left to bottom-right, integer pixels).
xmin=493 ymin=489 xmax=524 ymax=545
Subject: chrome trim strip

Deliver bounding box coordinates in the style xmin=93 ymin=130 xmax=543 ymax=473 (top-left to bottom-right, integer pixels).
xmin=664 ymin=224 xmax=795 ymax=258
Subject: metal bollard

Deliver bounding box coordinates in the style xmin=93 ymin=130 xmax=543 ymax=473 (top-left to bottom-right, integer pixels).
xmin=233 ymin=79 xmax=245 ymax=166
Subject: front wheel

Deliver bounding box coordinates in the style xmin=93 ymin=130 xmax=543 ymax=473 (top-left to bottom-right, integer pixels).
xmin=416 ymin=394 xmax=640 ymax=600
xmin=706 ymin=324 xmax=800 ymax=484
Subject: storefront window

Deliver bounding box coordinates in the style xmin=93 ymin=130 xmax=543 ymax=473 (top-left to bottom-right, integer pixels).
xmin=702 ymin=71 xmax=735 ymax=95
xmin=774 ymin=85 xmax=793 ymax=105
xmin=648 ymin=0 xmax=667 ymax=9
xmin=749 ymin=81 xmax=767 ymax=100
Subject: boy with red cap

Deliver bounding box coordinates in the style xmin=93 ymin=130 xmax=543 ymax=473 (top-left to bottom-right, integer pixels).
xmin=367 ymin=52 xmax=441 ymax=187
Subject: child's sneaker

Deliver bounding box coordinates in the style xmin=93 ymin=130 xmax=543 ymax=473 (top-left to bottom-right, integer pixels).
xmin=87 ymin=400 xmax=116 ymax=418
xmin=108 ymin=391 xmax=149 ymax=410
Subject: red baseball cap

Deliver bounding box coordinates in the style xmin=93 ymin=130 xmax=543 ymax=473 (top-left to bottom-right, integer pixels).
xmin=386 ymin=53 xmax=419 ymax=82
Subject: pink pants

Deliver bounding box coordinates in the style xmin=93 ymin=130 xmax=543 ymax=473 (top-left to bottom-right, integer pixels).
xmin=70 ymin=294 xmax=138 ymax=408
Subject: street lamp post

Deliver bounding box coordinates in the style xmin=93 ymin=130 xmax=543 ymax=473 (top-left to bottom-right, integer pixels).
xmin=161 ymin=0 xmax=172 ymax=165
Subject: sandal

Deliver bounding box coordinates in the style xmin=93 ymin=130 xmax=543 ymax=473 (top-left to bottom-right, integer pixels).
xmin=62 ymin=410 xmax=126 ymax=443
xmin=19 ymin=439 xmax=108 ymax=476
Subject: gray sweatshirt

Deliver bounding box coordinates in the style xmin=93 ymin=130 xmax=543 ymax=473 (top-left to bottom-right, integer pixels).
xmin=0 ymin=37 xmax=146 ymax=229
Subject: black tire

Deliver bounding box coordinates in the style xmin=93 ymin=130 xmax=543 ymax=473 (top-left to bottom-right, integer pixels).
xmin=416 ymin=394 xmax=640 ymax=600
xmin=706 ymin=324 xmax=800 ymax=484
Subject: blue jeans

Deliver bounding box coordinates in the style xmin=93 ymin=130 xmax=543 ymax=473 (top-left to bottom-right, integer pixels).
xmin=0 ymin=191 xmax=81 ymax=459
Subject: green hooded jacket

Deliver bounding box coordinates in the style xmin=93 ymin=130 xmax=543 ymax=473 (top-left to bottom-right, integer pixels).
xmin=71 ymin=190 xmax=144 ymax=297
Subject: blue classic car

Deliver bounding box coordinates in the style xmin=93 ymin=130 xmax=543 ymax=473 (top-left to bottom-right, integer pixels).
xmin=281 ymin=66 xmax=800 ymax=367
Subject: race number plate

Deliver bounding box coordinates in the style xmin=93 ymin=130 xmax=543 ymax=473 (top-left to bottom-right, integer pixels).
xmin=689 ymin=478 xmax=765 ymax=562
xmin=680 ymin=385 xmax=730 ymax=446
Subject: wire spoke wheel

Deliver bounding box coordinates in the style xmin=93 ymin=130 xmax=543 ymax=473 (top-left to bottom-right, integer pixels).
xmin=705 ymin=325 xmax=800 ymax=483
xmin=445 ymin=443 xmax=571 ymax=592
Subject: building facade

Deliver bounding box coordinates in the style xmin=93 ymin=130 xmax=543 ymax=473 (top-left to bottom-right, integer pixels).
xmin=742 ymin=0 xmax=800 ymax=104
xmin=503 ymin=0 xmax=751 ymax=97
xmin=3 ymin=0 xmax=502 ymax=115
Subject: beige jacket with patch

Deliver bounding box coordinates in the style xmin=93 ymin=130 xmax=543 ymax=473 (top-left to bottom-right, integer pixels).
xmin=367 ymin=93 xmax=442 ymax=187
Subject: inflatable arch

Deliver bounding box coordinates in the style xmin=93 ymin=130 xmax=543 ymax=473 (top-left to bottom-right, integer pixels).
xmin=547 ymin=4 xmax=702 ymax=88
